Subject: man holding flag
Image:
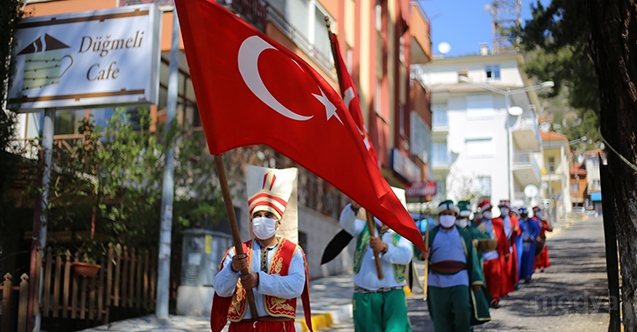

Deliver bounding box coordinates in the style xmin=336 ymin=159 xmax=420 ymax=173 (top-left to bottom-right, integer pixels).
xmin=174 ymin=0 xmax=425 ymax=255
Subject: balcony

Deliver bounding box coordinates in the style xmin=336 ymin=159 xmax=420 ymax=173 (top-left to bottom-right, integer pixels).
xmin=511 ymin=112 xmax=542 ymax=152
xmin=432 ymin=112 xmax=449 ymax=135
xmin=431 ymin=153 xmax=453 ymax=170
xmin=512 ymin=151 xmax=541 ymax=187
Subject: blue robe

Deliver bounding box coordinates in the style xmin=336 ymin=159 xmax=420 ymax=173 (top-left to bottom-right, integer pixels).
xmin=519 ymin=217 xmax=540 ymax=279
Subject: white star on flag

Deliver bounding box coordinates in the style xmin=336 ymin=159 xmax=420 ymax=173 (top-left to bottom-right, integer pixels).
xmin=312 ymin=88 xmax=342 ymax=124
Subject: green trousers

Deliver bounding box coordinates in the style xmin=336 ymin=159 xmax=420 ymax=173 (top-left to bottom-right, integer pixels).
xmin=428 ymin=285 xmax=471 ymax=332
xmin=352 ymin=288 xmax=411 ymax=332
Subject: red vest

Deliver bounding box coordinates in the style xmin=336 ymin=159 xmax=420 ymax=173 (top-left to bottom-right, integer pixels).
xmin=210 ymin=238 xmax=313 ymax=332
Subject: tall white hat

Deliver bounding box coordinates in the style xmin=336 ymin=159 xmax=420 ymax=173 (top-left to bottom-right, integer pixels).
xmin=246 ymin=165 xmax=298 ymax=243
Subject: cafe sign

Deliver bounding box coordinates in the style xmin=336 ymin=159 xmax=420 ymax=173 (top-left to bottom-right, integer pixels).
xmin=8 ymin=4 xmax=161 ymax=111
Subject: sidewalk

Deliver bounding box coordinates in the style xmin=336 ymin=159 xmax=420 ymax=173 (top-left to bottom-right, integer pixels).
xmin=79 ymin=272 xmax=356 ymax=332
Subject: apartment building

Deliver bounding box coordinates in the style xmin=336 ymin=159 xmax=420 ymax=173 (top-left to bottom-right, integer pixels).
xmin=418 ymin=53 xmax=544 ymax=210
xmin=540 ymin=131 xmax=573 ymax=223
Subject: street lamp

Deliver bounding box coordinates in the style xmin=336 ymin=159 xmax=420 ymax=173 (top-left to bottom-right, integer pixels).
xmin=458 ymin=76 xmax=554 ymax=202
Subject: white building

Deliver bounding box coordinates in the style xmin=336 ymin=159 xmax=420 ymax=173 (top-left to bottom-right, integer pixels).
xmin=419 ymin=53 xmax=545 ymax=209
xmin=540 ymin=131 xmax=573 ymax=222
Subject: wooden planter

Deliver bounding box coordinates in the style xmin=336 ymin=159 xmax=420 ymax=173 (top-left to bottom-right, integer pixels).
xmin=72 ymin=262 xmax=101 ymax=277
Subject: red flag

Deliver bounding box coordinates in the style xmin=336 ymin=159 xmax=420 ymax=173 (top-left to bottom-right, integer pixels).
xmin=174 ymin=0 xmax=425 ymax=252
xmin=329 ymin=32 xmax=379 ymax=165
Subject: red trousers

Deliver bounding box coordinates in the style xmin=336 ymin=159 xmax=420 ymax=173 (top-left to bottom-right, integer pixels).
xmin=503 ymin=246 xmax=519 ymax=294
xmin=534 ymin=245 xmax=551 ymax=271
xmin=484 ymin=258 xmax=504 ymax=302
xmin=229 ymin=320 xmax=296 ymax=332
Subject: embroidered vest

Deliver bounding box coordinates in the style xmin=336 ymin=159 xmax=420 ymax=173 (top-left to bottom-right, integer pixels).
xmin=227 ymin=238 xmax=299 ymax=321
xmin=353 ymin=224 xmax=406 ymax=282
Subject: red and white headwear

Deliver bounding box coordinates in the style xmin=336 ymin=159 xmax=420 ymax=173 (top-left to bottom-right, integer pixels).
xmin=532 ymin=206 xmax=541 ymax=212
xmin=247 ymin=165 xmax=299 ymax=243
xmin=247 ymin=166 xmax=297 ymax=220
xmin=498 ymin=200 xmax=511 ymax=208
xmin=478 ymin=199 xmax=492 ymax=213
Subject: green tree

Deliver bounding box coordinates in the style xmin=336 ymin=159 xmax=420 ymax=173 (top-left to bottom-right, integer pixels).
xmin=0 ymin=0 xmax=23 ymax=253
xmin=514 ymin=0 xmax=600 ymax=152
xmin=38 ymin=108 xmax=228 ymax=260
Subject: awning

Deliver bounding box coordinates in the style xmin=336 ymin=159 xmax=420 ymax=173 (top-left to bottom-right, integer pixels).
xmin=591 ymin=192 xmax=602 ymax=201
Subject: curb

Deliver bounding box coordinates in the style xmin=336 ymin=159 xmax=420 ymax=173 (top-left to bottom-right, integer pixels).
xmin=295 ymin=304 xmax=352 ymax=332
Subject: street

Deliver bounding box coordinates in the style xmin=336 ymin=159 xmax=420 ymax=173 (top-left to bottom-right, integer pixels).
xmin=327 ymin=216 xmax=611 ymax=331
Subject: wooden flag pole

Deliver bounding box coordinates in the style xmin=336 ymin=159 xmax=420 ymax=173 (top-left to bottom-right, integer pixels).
xmin=365 ymin=211 xmax=384 ymax=280
xmin=326 ymin=17 xmax=383 ymax=280
xmin=423 ymin=222 xmax=430 ymax=301
xmin=214 ymin=154 xmax=259 ymax=319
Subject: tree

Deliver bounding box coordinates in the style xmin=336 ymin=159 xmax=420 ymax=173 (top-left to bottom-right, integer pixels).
xmin=0 ymin=0 xmax=23 ymax=253
xmin=587 ymin=1 xmax=637 ymax=330
xmin=33 ymin=108 xmax=228 ymax=259
xmin=515 ymin=1 xmax=600 ymax=149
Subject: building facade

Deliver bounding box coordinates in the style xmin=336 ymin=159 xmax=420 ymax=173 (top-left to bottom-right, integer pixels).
xmin=418 ymin=53 xmax=543 ymax=212
xmin=540 ymin=131 xmax=573 ymax=223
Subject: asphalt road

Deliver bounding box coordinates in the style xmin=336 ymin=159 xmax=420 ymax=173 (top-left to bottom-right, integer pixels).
xmin=327 ymin=216 xmax=612 ymax=331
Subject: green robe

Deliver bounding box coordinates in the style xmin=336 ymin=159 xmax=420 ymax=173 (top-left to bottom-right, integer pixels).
xmin=427 ymin=225 xmax=491 ymax=326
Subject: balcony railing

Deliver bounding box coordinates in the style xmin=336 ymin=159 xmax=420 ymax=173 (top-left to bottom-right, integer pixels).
xmin=231 ymin=0 xmax=268 ymax=32
xmin=513 ymin=112 xmax=542 ymax=144
xmin=266 ymin=4 xmax=334 ymax=75
xmin=432 ymin=111 xmax=449 ymax=128
xmin=431 ymin=153 xmax=453 ymax=167
xmin=513 ymin=151 xmax=540 ymax=178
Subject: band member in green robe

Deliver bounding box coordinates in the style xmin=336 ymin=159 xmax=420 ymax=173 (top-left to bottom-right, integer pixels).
xmin=422 ymin=200 xmax=491 ymax=332
xmin=339 ymin=202 xmax=413 ymax=332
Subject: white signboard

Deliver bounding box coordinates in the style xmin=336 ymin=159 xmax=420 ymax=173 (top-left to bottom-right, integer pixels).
xmin=8 ymin=5 xmax=161 ymax=111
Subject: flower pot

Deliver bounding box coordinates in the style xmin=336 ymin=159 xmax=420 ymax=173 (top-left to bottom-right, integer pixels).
xmin=72 ymin=262 xmax=101 ymax=277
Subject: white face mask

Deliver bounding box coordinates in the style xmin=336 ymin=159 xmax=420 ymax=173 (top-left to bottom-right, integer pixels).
xmin=483 ymin=211 xmax=493 ymax=220
xmin=439 ymin=215 xmax=456 ymax=228
xmin=456 ymin=218 xmax=468 ymax=228
xmin=252 ymin=217 xmax=278 ymax=239
xmin=534 ymin=211 xmax=542 ymax=218
xmin=500 ymin=208 xmax=509 ymax=216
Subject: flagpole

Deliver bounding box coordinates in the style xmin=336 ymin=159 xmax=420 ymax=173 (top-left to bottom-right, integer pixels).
xmin=326 ymin=18 xmax=384 ymax=280
xmin=423 ymin=222 xmax=430 ymax=300
xmin=214 ymin=154 xmax=259 ymax=319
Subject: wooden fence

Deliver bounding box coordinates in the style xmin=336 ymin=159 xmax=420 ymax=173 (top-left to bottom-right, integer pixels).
xmin=0 ymin=243 xmax=157 ymax=332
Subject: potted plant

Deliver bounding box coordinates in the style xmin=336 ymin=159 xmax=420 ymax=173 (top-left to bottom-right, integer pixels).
xmin=72 ymin=238 xmax=102 ymax=278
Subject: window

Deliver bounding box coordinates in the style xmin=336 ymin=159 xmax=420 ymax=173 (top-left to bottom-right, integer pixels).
xmin=399 ymin=104 xmax=406 ymax=136
xmin=375 ymin=79 xmax=382 ymax=115
xmin=375 ymin=0 xmax=382 ymax=32
xmin=410 ymin=112 xmax=431 ymax=163
xmin=399 ymin=29 xmax=406 ymax=64
xmin=432 ymin=103 xmax=449 ymax=127
xmin=466 ymin=138 xmax=495 ymax=157
xmin=485 ymin=65 xmax=501 ymax=80
xmin=476 ymin=176 xmax=492 ymax=196
xmin=571 ymin=183 xmax=579 ymax=193
xmin=269 ymin=0 xmax=333 ymax=67
xmin=548 ymin=156 xmax=556 ymax=172
xmin=432 ymin=142 xmax=449 ymax=164
xmin=466 ymin=95 xmax=494 ymax=119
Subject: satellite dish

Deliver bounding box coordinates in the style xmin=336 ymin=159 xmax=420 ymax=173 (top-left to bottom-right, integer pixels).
xmin=508 ymin=106 xmax=524 ymax=116
xmin=438 ymin=42 xmax=451 ymax=54
xmin=524 ymin=184 xmax=539 ymax=198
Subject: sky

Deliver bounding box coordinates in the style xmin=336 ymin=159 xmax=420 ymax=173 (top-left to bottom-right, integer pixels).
xmin=417 ymin=0 xmax=552 ymax=57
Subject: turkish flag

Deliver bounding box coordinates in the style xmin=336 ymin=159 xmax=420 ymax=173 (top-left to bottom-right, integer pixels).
xmin=329 ymin=32 xmax=379 ymax=165
xmin=174 ymin=0 xmax=425 ymax=252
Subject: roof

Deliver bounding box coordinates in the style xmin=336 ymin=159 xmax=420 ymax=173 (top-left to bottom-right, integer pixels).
xmin=570 ymin=163 xmax=587 ymax=176
xmin=540 ymin=131 xmax=569 ymax=141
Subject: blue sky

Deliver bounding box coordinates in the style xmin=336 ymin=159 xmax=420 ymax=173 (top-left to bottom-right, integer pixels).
xmin=417 ymin=0 xmax=552 ymax=57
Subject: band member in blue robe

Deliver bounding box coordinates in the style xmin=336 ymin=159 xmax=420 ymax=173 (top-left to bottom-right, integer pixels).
xmin=517 ymin=207 xmax=540 ymax=283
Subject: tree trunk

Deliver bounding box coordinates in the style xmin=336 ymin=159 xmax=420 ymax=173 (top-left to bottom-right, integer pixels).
xmin=587 ymin=1 xmax=637 ymax=331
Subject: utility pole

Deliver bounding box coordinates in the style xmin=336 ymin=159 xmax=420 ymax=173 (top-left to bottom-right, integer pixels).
xmin=156 ymin=6 xmax=179 ymax=320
